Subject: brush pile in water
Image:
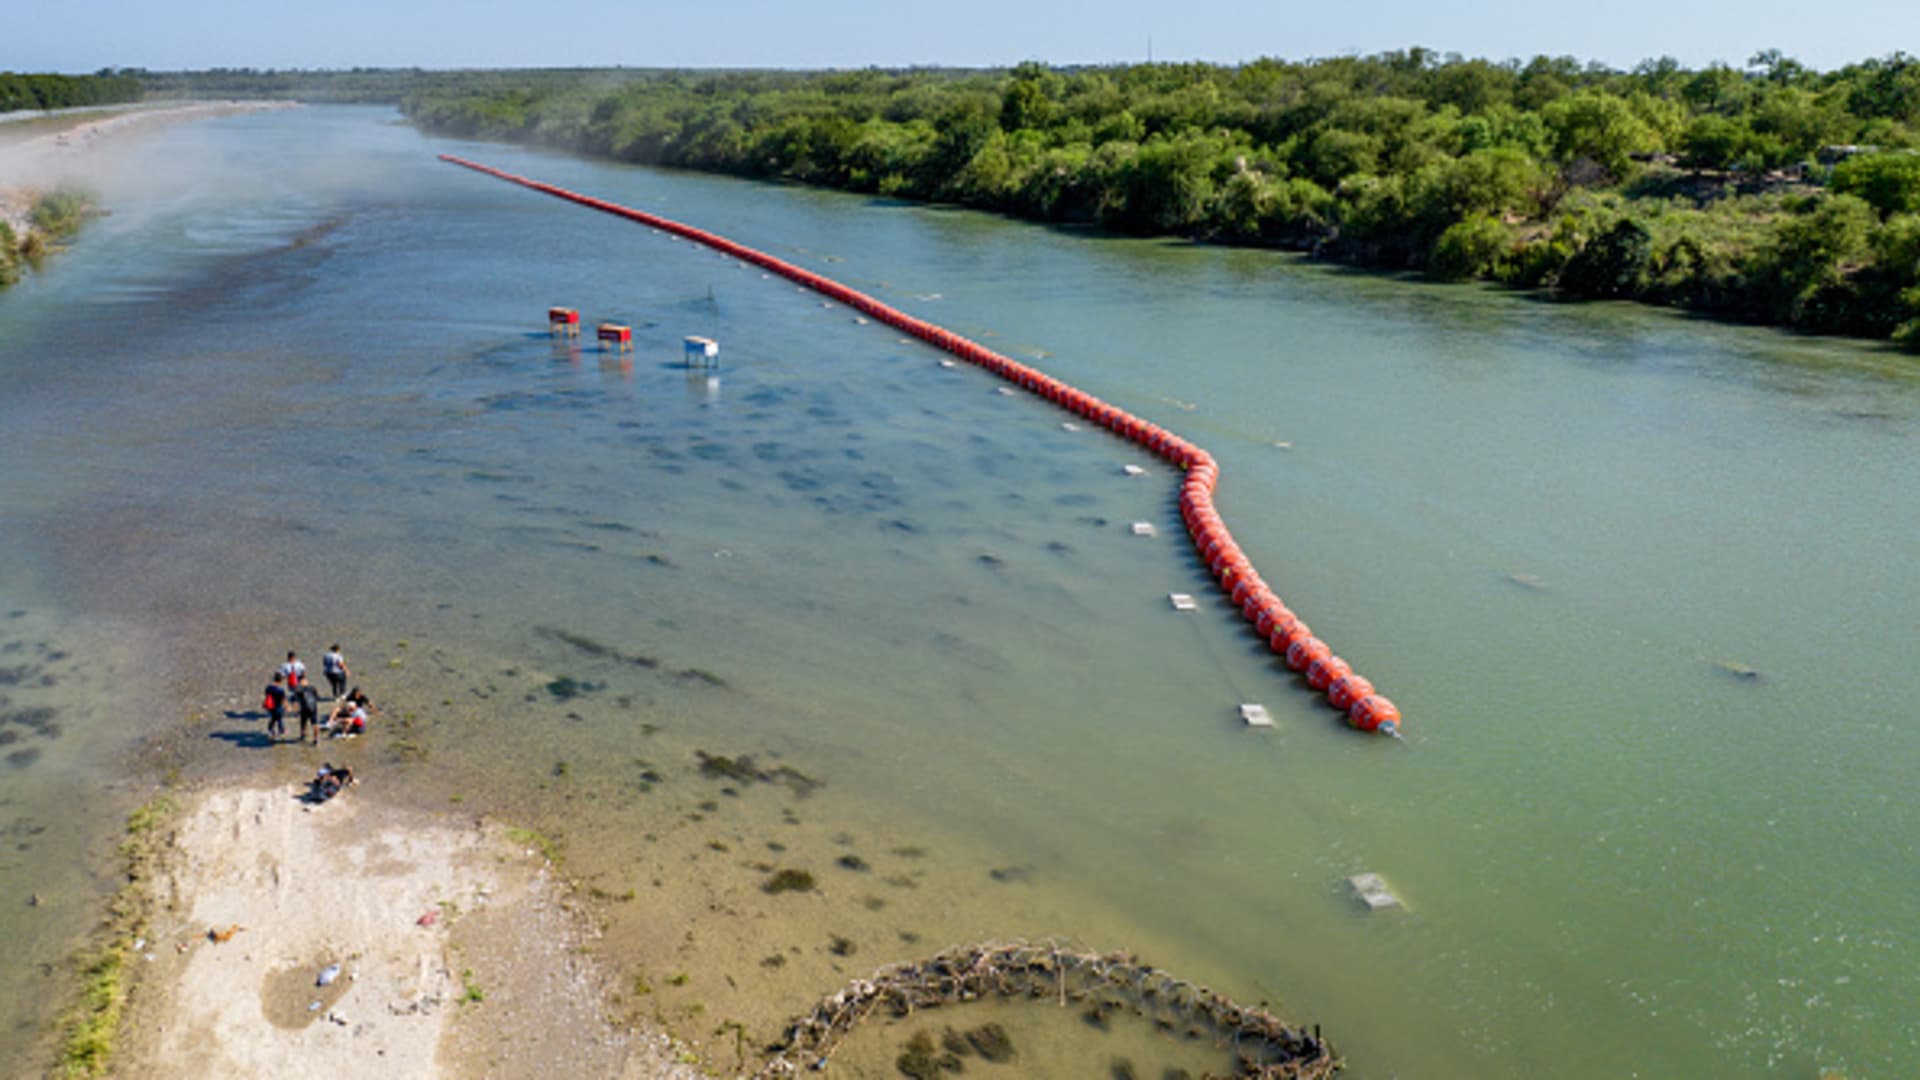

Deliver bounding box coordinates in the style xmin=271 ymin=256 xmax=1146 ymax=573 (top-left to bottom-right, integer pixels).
xmin=755 ymin=940 xmax=1338 ymax=1077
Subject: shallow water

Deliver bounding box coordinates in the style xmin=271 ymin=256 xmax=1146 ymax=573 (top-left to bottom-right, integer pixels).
xmin=2 ymin=105 xmax=1918 ymax=1077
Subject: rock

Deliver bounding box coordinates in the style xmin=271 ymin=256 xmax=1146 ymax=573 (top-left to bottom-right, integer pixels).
xmin=1348 ymin=872 xmax=1401 ymax=911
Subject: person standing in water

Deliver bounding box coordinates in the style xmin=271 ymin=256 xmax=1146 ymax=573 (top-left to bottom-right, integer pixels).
xmin=262 ymin=671 xmax=288 ymax=741
xmin=295 ymin=681 xmax=321 ymax=743
xmin=322 ymin=644 xmax=349 ymax=699
xmin=278 ymin=650 xmax=307 ymax=690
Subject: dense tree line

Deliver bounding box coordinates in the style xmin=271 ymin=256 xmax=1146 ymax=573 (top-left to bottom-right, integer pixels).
xmin=401 ymin=53 xmax=1920 ymax=349
xmin=0 ymin=71 xmax=142 ymax=113
xmin=133 ymin=67 xmax=434 ymax=104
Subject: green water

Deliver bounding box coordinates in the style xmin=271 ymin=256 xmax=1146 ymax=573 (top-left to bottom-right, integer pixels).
xmin=1 ymin=106 xmax=1917 ymax=1077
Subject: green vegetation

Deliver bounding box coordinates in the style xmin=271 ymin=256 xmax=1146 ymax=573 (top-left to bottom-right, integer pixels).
xmin=55 ymin=789 xmax=176 ymax=1077
xmin=0 ymin=71 xmax=141 ymax=113
xmin=460 ymin=968 xmax=486 ymax=1004
xmin=505 ymin=825 xmax=563 ymax=864
xmin=401 ymin=52 xmax=1920 ymax=349
xmin=762 ymin=868 xmax=816 ymax=894
xmin=129 ymin=67 xmax=419 ymax=103
xmin=29 ymin=188 xmax=93 ymax=240
xmin=3 ymin=187 xmax=98 ymax=292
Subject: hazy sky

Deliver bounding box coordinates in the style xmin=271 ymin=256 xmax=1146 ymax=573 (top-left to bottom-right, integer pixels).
xmin=12 ymin=0 xmax=1918 ymax=74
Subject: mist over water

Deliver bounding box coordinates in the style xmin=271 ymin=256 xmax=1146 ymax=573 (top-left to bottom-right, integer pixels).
xmin=3 ymin=106 xmax=1918 ymax=1076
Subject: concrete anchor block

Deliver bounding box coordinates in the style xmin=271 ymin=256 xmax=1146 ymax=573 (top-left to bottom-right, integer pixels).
xmin=1169 ymin=593 xmax=1197 ymax=611
xmin=1239 ymin=703 xmax=1274 ymax=727
xmin=1130 ymin=522 xmax=1157 ymax=537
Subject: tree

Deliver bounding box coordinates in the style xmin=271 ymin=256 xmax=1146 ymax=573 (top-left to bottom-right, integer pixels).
xmin=1297 ymin=127 xmax=1381 ymax=186
xmin=999 ymin=64 xmax=1054 ymax=132
xmin=1558 ymin=218 xmax=1651 ymax=297
xmin=1764 ymin=193 xmax=1877 ymax=315
xmin=1681 ymin=65 xmax=1751 ymax=115
xmin=1541 ymin=92 xmax=1656 ymax=179
xmin=1747 ymin=49 xmax=1809 ymax=87
xmin=921 ymin=103 xmax=996 ymax=192
xmin=1428 ymin=215 xmax=1511 ymax=280
xmin=1678 ymin=114 xmax=1750 ymax=170
xmin=1406 ymin=146 xmax=1545 ymax=232
xmin=1831 ymin=152 xmax=1920 ymax=216
xmin=1843 ymin=53 xmax=1920 ymax=122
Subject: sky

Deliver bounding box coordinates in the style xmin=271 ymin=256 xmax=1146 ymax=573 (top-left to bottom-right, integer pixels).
xmin=8 ymin=0 xmax=1919 ymax=74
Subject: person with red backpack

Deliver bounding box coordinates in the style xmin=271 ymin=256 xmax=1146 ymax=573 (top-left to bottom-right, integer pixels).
xmin=263 ymin=671 xmax=288 ymax=740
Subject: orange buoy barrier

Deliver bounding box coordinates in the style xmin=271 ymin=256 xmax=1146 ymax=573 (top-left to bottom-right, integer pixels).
xmin=440 ymin=153 xmax=1401 ymax=737
xmin=1306 ymin=655 xmax=1352 ymax=693
xmin=1348 ymin=694 xmax=1402 ymax=735
xmin=1286 ymin=636 xmax=1331 ymax=673
xmin=1327 ymin=673 xmax=1375 ymax=713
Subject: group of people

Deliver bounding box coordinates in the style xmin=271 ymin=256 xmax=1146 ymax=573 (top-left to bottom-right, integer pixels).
xmin=260 ymin=645 xmax=377 ymax=745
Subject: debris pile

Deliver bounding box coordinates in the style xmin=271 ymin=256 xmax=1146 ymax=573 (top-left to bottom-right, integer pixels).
xmin=756 ymin=941 xmax=1338 ymax=1078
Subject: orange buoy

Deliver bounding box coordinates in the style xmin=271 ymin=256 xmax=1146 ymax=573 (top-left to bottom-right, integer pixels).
xmin=1327 ymin=673 xmax=1375 ymax=712
xmin=1211 ymin=549 xmax=1249 ymax=576
xmin=1306 ymin=655 xmax=1352 ymax=692
xmin=1286 ymin=636 xmax=1331 ymax=672
xmin=1348 ymin=694 xmax=1401 ymax=735
xmin=1255 ymin=602 xmax=1291 ymax=637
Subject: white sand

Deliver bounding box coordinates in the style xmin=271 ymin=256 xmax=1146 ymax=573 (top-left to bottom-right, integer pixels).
xmin=123 ymin=783 xmax=701 ymax=1078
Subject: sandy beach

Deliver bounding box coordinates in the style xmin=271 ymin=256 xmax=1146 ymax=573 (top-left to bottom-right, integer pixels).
xmin=117 ymin=780 xmax=701 ymax=1078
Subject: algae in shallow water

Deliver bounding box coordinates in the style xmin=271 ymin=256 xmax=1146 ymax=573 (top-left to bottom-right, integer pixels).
xmin=762 ymin=868 xmax=815 ymax=894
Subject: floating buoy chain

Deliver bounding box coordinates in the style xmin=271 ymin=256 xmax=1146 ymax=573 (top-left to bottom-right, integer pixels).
xmin=439 ymin=154 xmax=1401 ymax=735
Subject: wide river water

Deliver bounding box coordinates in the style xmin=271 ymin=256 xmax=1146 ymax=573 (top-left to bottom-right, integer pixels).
xmin=2 ymin=105 xmax=1917 ymax=1078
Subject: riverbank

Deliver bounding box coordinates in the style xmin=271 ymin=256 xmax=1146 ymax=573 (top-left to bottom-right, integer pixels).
xmin=1 ymin=101 xmax=299 ymax=288
xmin=400 ymin=60 xmax=1920 ymax=353
xmin=107 ymin=779 xmax=699 ymax=1078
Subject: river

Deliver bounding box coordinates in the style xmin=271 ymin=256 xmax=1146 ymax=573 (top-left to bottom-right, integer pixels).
xmin=2 ymin=105 xmax=1916 ymax=1078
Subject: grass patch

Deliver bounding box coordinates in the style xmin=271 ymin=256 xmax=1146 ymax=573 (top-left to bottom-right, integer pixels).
xmin=460 ymin=969 xmax=486 ymax=1004
xmin=29 ymin=187 xmax=95 ymax=241
xmin=54 ymin=786 xmax=176 ymax=1076
xmin=505 ymin=826 xmax=562 ymax=864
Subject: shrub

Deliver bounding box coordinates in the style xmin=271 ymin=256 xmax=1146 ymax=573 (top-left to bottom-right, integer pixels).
xmin=1428 ymin=215 xmax=1512 ymax=280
